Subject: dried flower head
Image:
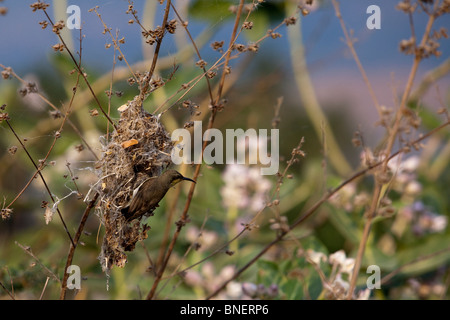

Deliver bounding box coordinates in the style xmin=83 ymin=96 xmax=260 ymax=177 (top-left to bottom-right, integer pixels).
xmin=166 ymin=19 xmax=177 ymax=34
xmin=242 ymin=21 xmax=253 ymax=30
xmin=1 ymin=67 xmax=12 ymax=79
xmin=195 ymin=59 xmax=207 ymax=68
xmin=52 ymin=20 xmax=65 ymax=34
xmin=284 ymin=16 xmax=298 ymax=26
xmin=211 ymin=40 xmax=224 ymax=52
xmin=8 ymin=146 xmax=18 ymax=155
xmin=30 ymin=2 xmax=50 ymax=12
xmin=52 ymin=43 xmax=65 ymax=52
xmin=1 ymin=208 xmax=13 ymax=220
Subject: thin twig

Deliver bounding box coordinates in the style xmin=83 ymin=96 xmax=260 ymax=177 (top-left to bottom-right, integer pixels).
xmin=0 ymin=63 xmax=99 ymax=161
xmin=15 ymin=242 xmax=60 ymax=283
xmin=345 ymin=0 xmax=440 ymax=299
xmin=40 ymin=9 xmax=117 ymax=130
xmin=5 ymin=119 xmax=75 ymax=247
xmin=145 ymin=0 xmax=247 ymax=300
xmin=380 ymin=246 xmax=450 ymax=286
xmin=331 ymin=0 xmax=382 ymax=117
xmin=205 ymin=120 xmax=450 ymax=299
xmin=139 ymin=0 xmax=172 ymax=101
xmin=0 ymin=269 xmax=15 ymax=300
xmin=170 ymin=2 xmax=214 ymax=103
xmin=59 ymin=192 xmax=99 ymax=300
xmin=39 ymin=277 xmax=50 ymax=300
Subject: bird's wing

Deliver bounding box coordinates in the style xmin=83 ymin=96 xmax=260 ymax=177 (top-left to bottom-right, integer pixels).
xmin=123 ymin=176 xmax=158 ymax=220
xmin=132 ymin=176 xmax=156 ymax=197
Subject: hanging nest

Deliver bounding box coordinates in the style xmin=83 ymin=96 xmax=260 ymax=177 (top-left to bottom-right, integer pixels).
xmin=93 ymin=95 xmax=173 ymax=274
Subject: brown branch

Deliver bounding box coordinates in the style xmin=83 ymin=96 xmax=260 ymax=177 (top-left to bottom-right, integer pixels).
xmin=0 ymin=63 xmax=99 ymax=161
xmin=145 ymin=0 xmax=247 ymax=300
xmin=40 ymin=9 xmax=117 ymax=130
xmin=170 ymin=2 xmax=214 ymax=103
xmin=0 ymin=277 xmax=15 ymax=300
xmin=5 ymin=119 xmax=75 ymax=247
xmin=16 ymin=242 xmax=60 ymax=283
xmin=346 ymin=1 xmax=440 ymax=299
xmin=205 ymin=120 xmax=450 ymax=299
xmin=59 ymin=192 xmax=99 ymax=300
xmin=139 ymin=0 xmax=172 ymax=101
xmin=331 ymin=0 xmax=382 ymax=118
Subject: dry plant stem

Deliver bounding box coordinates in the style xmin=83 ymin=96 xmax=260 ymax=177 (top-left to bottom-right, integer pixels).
xmin=145 ymin=0 xmax=246 ymax=300
xmin=178 ymin=228 xmax=247 ymax=278
xmin=106 ymin=31 xmax=118 ymax=141
xmin=346 ymin=4 xmax=438 ymax=299
xmin=141 ymin=0 xmax=172 ymax=100
xmin=410 ymin=57 xmax=450 ymax=101
xmin=5 ymin=119 xmax=75 ymax=246
xmin=380 ymin=246 xmax=450 ymax=286
xmin=66 ymin=162 xmax=82 ymax=197
xmin=0 ymin=280 xmax=14 ymax=300
xmin=154 ymin=1 xmax=223 ymax=267
xmin=154 ymin=0 xmax=222 ymax=264
xmin=170 ymin=2 xmax=214 ymax=103
xmin=156 ymin=214 xmax=210 ymax=296
xmin=15 ymin=241 xmax=60 ymax=283
xmin=157 ymin=15 xmax=283 ymax=115
xmin=3 ymin=61 xmax=96 ymax=213
xmin=206 ymin=120 xmax=450 ymax=299
xmin=331 ymin=0 xmax=382 ymax=117
xmin=287 ymin=3 xmax=351 ymax=177
xmin=40 ymin=9 xmax=117 ymax=130
xmin=155 ymin=185 xmax=182 ymax=270
xmin=140 ymin=241 xmax=157 ymax=277
xmin=59 ymin=192 xmax=99 ymax=300
xmin=3 ymin=67 xmax=83 ymax=244
xmin=0 ymin=64 xmax=99 ymax=161
xmin=215 ymin=1 xmax=245 ymax=105
xmin=91 ymin=7 xmax=138 ymax=85
xmin=39 ymin=277 xmax=50 ymax=300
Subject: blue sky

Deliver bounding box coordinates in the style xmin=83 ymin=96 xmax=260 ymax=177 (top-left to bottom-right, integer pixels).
xmin=0 ymin=0 xmax=448 ymax=133
xmin=1 ymin=0 xmax=448 ymax=72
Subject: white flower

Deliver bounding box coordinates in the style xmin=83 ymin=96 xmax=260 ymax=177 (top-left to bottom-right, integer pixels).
xmin=329 ymin=250 xmax=346 ymax=266
xmin=226 ymin=281 xmax=243 ymax=299
xmin=402 ymin=156 xmax=420 ymax=172
xmin=340 ymin=257 xmax=355 ymax=275
xmin=219 ymin=265 xmax=236 ymax=280
xmin=221 ymin=164 xmax=271 ymax=212
xmin=242 ymin=282 xmax=258 ymax=297
xmin=430 ymin=215 xmax=448 ymax=232
xmin=329 ymin=250 xmax=355 ymax=275
xmin=184 ymin=270 xmax=203 ymax=286
xmin=333 ymin=273 xmax=350 ymax=291
xmin=306 ymin=249 xmax=327 ymax=265
xmin=405 ymin=180 xmax=422 ymax=196
xmin=357 ymin=289 xmax=372 ymax=300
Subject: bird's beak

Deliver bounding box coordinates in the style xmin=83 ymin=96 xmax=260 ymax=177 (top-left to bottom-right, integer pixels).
xmin=182 ymin=177 xmax=196 ymax=184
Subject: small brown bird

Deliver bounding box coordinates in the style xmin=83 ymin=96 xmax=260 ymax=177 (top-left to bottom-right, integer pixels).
xmin=121 ymin=170 xmax=195 ymax=221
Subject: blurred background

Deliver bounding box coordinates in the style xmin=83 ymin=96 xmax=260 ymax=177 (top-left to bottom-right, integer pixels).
xmin=0 ymin=0 xmax=449 ymax=299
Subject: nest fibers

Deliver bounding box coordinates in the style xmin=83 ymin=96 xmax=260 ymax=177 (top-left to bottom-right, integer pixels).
xmin=91 ymin=96 xmax=173 ymax=274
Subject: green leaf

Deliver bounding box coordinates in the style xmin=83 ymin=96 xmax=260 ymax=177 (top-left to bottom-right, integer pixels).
xmin=326 ymin=205 xmax=361 ymax=245
xmin=281 ymin=278 xmax=304 ymax=300
xmin=395 ymin=233 xmax=450 ymax=276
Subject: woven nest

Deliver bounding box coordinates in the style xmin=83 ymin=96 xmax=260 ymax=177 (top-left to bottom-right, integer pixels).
xmin=94 ymin=96 xmax=173 ymax=273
